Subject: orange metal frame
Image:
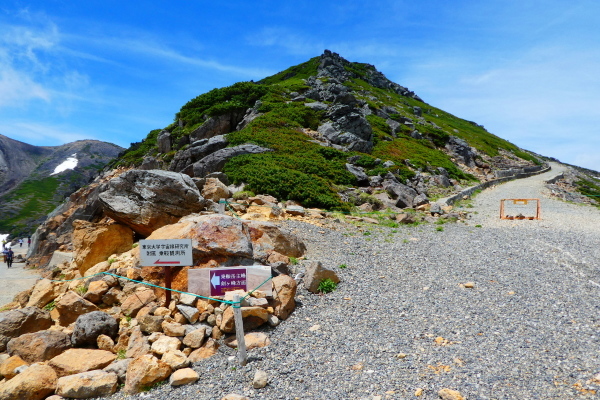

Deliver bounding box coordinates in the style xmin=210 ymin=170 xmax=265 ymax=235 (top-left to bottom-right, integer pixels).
xmin=499 ymin=198 xmax=541 ymax=220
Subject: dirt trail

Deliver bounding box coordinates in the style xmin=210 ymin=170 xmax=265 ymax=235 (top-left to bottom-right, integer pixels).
xmin=0 ymin=243 xmax=40 ymax=307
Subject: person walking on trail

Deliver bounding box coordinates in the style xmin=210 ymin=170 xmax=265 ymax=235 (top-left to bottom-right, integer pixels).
xmin=28 ymin=237 xmax=31 ymax=247
xmin=5 ymin=248 xmax=13 ymax=268
xmin=18 ymin=239 xmax=23 ymax=247
xmin=2 ymin=247 xmax=7 ymax=263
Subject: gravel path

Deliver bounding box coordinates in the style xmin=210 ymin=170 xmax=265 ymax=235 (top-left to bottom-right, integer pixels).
xmin=106 ymin=163 xmax=600 ymax=400
xmin=0 ymin=243 xmax=39 ymax=307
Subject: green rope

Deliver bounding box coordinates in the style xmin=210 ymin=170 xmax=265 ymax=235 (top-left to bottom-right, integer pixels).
xmin=48 ymin=270 xmax=273 ymax=306
xmin=223 ymin=200 xmax=242 ymax=220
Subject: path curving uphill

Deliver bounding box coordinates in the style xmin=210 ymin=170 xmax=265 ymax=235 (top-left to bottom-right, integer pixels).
xmin=99 ymin=162 xmax=600 ymax=400
xmin=0 ymin=244 xmax=40 ymax=307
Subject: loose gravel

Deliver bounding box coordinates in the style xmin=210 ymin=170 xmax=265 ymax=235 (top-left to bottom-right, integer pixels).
xmin=101 ymin=163 xmax=600 ymax=400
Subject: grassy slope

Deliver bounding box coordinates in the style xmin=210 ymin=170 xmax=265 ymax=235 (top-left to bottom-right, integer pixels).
xmin=113 ymin=56 xmax=539 ymax=211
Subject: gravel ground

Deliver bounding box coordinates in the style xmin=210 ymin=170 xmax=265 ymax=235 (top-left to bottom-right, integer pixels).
xmin=102 ymin=163 xmax=600 ymax=400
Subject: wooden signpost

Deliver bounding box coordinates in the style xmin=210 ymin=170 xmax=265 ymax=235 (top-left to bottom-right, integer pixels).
xmin=139 ymin=239 xmax=193 ymax=306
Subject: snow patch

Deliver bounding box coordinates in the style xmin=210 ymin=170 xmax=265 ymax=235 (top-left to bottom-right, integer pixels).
xmin=51 ymin=153 xmax=78 ymax=175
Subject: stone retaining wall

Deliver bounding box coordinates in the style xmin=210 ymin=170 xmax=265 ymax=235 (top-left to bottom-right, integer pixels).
xmin=440 ymin=164 xmax=551 ymax=206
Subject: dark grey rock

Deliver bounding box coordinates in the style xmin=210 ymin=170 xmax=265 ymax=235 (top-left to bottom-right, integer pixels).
xmin=345 ymin=164 xmax=369 ymax=186
xmin=191 ymin=144 xmax=273 ymax=178
xmin=446 ymin=136 xmax=476 ymax=168
xmin=99 ymin=169 xmax=206 ymax=236
xmin=303 ymin=261 xmax=340 ymax=294
xmin=71 ymin=311 xmax=119 ymax=347
xmin=383 ymin=180 xmax=418 ymax=208
xmin=157 ymin=130 xmax=171 ymax=154
xmin=190 ymin=110 xmax=246 ymax=142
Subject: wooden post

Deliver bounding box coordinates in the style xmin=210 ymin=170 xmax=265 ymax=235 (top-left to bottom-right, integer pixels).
xmin=232 ymin=294 xmax=247 ymax=366
xmin=164 ymin=266 xmax=172 ymax=307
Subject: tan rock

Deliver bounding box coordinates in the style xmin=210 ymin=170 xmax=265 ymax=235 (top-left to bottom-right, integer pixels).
xmin=169 ymin=367 xmax=199 ymax=386
xmin=151 ymin=335 xmax=181 ymax=355
xmin=271 ymin=274 xmax=297 ymax=320
xmin=162 ymin=321 xmax=186 ymax=337
xmin=25 ymin=279 xmax=63 ymax=308
xmin=121 ymin=289 xmax=157 ymax=318
xmin=48 ymin=349 xmax=116 ymax=377
xmin=266 ymin=251 xmax=290 ymax=265
xmin=54 ymin=291 xmax=99 ymax=327
xmin=438 ymin=388 xmax=465 ymax=400
xmin=161 ymin=350 xmax=189 ymax=370
xmin=83 ymin=260 xmax=111 ymax=277
xmin=126 ymin=326 xmax=150 ymax=359
xmin=225 ymin=332 xmax=271 ymax=350
xmin=221 ymin=394 xmax=250 ymax=400
xmin=464 ymin=282 xmax=475 ymax=289
xmin=56 ymin=370 xmax=118 ymax=398
xmin=102 ymin=287 xmax=124 ymax=306
xmin=196 ymin=299 xmax=216 ymax=314
xmin=0 ymin=355 xmax=28 ymax=380
xmin=219 ymin=306 xmax=269 ymax=333
xmin=187 ymin=339 xmax=219 ymax=361
xmin=154 ymin=307 xmax=171 ymax=317
xmin=6 ymin=330 xmax=71 ymax=363
xmin=72 ymin=220 xmax=133 ymax=275
xmin=246 ymin=220 xmax=306 ymax=258
xmin=201 ymin=177 xmax=232 ymax=201
xmin=124 ymin=354 xmax=172 ymax=395
xmin=0 ymin=363 xmax=57 ymax=400
xmin=182 ymin=327 xmax=207 ymax=349
xmin=83 ymin=280 xmax=109 ymax=304
xmin=97 ymin=334 xmax=115 ymax=352
xmin=252 ymin=369 xmax=268 ymax=389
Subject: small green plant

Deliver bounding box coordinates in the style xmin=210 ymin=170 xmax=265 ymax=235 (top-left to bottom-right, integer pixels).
xmin=318 ymin=278 xmax=338 ymax=294
xmin=75 ymin=285 xmax=87 ymax=296
xmin=117 ymin=349 xmax=127 ymax=360
xmin=232 ymin=190 xmax=256 ymax=200
xmin=475 ymin=224 xmax=482 ymax=228
xmin=436 ymin=226 xmax=444 ymax=232
xmin=363 ymin=231 xmax=371 ymax=236
xmin=339 ymin=264 xmax=347 ymax=269
xmin=43 ymin=300 xmax=56 ymax=311
xmin=403 ymin=239 xmax=410 ymax=244
xmin=132 ymin=243 xmax=139 ymax=248
xmin=107 ymin=258 xmax=116 ymax=266
xmin=289 ymin=257 xmax=298 ymax=265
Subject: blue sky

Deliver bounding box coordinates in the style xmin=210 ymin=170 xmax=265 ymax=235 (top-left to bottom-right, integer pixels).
xmin=1 ymin=0 xmax=599 ymax=171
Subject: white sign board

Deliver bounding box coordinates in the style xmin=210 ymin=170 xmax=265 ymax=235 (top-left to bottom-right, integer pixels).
xmin=139 ymin=239 xmax=193 ymax=267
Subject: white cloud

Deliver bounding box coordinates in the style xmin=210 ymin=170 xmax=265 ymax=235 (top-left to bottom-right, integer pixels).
xmin=0 ymin=121 xmax=95 ymax=145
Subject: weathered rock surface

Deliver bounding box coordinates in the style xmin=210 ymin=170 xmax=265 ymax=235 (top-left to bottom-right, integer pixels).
xmin=0 ymin=307 xmax=52 ymax=352
xmin=190 ymin=144 xmax=272 ymax=178
xmin=7 ymin=330 xmax=71 ymax=363
xmin=0 ymin=355 xmax=28 ymax=380
xmin=99 ymin=169 xmax=206 ymax=236
xmin=54 ymin=291 xmax=99 ymax=327
xmin=170 ymin=135 xmax=229 ymax=172
xmin=72 ymin=220 xmax=133 ymax=275
xmin=271 ymin=274 xmax=297 ymax=320
xmin=71 ymin=311 xmax=119 ymax=347
xmin=124 ymin=354 xmax=172 ymax=395
xmin=0 ymin=363 xmax=57 ymax=400
xmin=48 ymin=348 xmax=117 ymax=377
xmin=303 ymin=261 xmax=340 ymax=294
xmin=169 ymin=367 xmax=199 ymax=386
xmin=55 ymin=370 xmax=119 ymax=398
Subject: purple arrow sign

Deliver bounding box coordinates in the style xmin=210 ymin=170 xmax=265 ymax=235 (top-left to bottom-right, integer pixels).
xmin=209 ymin=268 xmax=248 ymax=296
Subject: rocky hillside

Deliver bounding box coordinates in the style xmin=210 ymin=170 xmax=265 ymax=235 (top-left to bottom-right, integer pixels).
xmin=0 ymin=136 xmax=123 ymax=237
xmin=111 ymin=50 xmax=544 ymax=212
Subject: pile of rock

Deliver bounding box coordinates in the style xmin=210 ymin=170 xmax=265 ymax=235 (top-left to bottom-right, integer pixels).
xmin=0 ymin=211 xmax=305 ymax=399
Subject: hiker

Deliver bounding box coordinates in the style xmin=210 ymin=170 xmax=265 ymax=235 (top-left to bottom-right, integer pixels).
xmin=18 ymin=239 xmax=23 ymax=247
xmin=1 ymin=239 xmax=5 ymax=250
xmin=6 ymin=248 xmax=13 ymax=268
xmin=28 ymin=237 xmax=31 ymax=246
xmin=2 ymin=247 xmax=7 ymax=263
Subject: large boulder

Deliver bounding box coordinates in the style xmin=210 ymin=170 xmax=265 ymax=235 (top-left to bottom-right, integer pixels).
xmin=169 ymin=135 xmax=229 ymax=172
xmin=99 ymin=169 xmax=206 ymax=236
xmin=56 ymin=370 xmax=118 ymax=398
xmin=0 ymin=307 xmax=52 ymax=352
xmin=189 ymin=144 xmax=272 ymax=178
xmin=124 ymin=354 xmax=172 ymax=395
xmin=0 ymin=363 xmax=57 ymax=400
xmin=190 ymin=111 xmax=246 ymax=142
xmin=26 ymin=279 xmax=66 ymax=308
xmin=446 ymin=136 xmax=476 ymax=168
xmin=201 ymin=177 xmax=232 ymax=202
xmin=157 ymin=130 xmax=171 ymax=154
xmin=71 ymin=220 xmax=133 ymax=275
xmin=345 ymin=163 xmax=369 ymax=186
xmin=7 ymin=330 xmax=71 ymax=363
xmin=71 ymin=311 xmax=119 ymax=347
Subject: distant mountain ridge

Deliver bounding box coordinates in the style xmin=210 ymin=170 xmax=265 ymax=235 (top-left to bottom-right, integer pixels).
xmin=0 ymin=135 xmax=123 ymax=236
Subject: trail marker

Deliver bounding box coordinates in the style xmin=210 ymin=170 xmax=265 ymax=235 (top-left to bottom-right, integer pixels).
xmin=139 ymin=239 xmax=193 ymax=306
xmin=499 ymin=198 xmax=541 ymax=220
xmin=187 ymin=265 xmax=272 ymax=298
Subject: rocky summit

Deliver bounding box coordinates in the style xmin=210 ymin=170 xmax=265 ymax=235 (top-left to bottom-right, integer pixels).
xmin=0 ymin=51 xmax=599 ymax=400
